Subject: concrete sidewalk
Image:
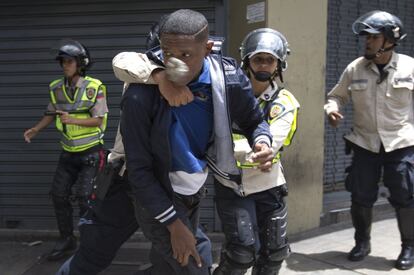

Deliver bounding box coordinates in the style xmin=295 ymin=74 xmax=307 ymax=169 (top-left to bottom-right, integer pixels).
xmin=277 ymin=217 xmax=406 ymax=275
xmin=0 ymin=216 xmax=409 ymax=275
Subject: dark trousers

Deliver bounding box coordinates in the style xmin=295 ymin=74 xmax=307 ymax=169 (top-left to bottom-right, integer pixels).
xmin=51 ymin=146 xmax=104 ymax=236
xmin=56 ymin=183 xmax=211 ymax=275
xmin=135 ymin=189 xmax=210 ymax=275
xmin=214 ymin=180 xmax=286 ymax=254
xmin=345 ymin=144 xmax=414 ymax=208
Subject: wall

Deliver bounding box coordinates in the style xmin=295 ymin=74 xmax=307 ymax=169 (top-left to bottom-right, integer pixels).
xmin=228 ymin=0 xmax=327 ymax=234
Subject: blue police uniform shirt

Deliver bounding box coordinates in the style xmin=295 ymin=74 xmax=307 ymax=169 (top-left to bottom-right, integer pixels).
xmin=169 ymin=58 xmax=213 ymax=173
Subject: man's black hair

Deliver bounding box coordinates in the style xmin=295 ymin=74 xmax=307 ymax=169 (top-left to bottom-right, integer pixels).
xmin=159 ymin=9 xmax=209 ymax=42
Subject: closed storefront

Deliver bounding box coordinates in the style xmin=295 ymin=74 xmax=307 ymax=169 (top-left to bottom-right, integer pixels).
xmin=0 ymin=0 xmax=225 ymax=231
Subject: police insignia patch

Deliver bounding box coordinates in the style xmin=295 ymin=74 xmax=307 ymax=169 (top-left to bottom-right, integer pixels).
xmin=269 ymin=103 xmax=284 ymax=119
xmin=86 ymin=88 xmax=95 ymax=99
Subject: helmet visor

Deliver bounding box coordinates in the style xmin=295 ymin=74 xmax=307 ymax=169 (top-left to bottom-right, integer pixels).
xmin=242 ymin=30 xmax=288 ymax=61
xmin=352 ymin=10 xmax=394 ymax=35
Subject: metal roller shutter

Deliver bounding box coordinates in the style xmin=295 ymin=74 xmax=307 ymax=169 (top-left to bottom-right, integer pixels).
xmin=0 ymin=0 xmax=225 ymax=231
xmin=324 ymin=0 xmax=414 ymax=190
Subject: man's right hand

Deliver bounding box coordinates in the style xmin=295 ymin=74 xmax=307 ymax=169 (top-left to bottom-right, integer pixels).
xmin=166 ymin=218 xmax=202 ymax=267
xmin=23 ymin=128 xmax=38 ymax=143
xmin=328 ymin=111 xmax=344 ymax=127
xmin=152 ymin=69 xmax=194 ymax=107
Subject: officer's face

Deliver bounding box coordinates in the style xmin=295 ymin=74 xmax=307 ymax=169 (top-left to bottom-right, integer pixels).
xmin=160 ymin=34 xmax=213 ymax=85
xmin=364 ymin=34 xmax=385 ymax=56
xmin=249 ymin=53 xmax=278 ymax=74
xmin=61 ymin=57 xmax=78 ymax=78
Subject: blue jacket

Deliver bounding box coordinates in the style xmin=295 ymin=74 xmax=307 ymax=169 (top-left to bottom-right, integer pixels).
xmin=120 ymin=51 xmax=271 ymax=225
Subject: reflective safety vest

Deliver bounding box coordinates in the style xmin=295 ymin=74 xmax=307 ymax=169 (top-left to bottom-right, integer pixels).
xmin=49 ymin=76 xmax=107 ymax=152
xmin=234 ymin=88 xmax=298 ymax=168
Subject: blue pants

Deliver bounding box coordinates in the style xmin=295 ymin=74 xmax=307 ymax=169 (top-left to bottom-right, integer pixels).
xmin=345 ymin=144 xmax=414 ymax=208
xmin=56 ymin=182 xmax=212 ymax=275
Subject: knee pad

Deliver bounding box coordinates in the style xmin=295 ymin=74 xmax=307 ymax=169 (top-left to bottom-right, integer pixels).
xmin=221 ymin=207 xmax=256 ymax=247
xmin=224 ymin=244 xmax=255 ymax=268
xmin=267 ymin=245 xmax=291 ymax=262
xmin=263 ymin=203 xmax=288 ymax=251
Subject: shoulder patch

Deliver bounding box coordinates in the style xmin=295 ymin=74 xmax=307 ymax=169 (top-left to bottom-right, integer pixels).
xmin=86 ymin=88 xmax=96 ymax=99
xmin=269 ymin=103 xmax=285 ymax=119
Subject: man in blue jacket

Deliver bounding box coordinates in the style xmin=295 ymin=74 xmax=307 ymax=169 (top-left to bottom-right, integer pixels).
xmin=120 ymin=9 xmax=273 ymax=275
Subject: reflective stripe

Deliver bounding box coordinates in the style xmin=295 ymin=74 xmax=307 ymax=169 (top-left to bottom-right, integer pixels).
xmin=236 ymin=152 xmax=281 ymax=168
xmin=277 ymin=91 xmax=298 ymax=147
xmin=54 ymin=103 xmax=77 ymax=111
xmin=60 ymin=132 xmax=102 ymax=148
xmin=55 ymin=101 xmax=94 ymax=111
xmin=159 ymin=210 xmax=177 ymax=223
xmin=155 ymin=205 xmax=174 ymax=220
xmin=206 ymin=155 xmax=231 ymax=180
xmin=75 ymin=79 xmax=91 ymax=102
xmin=155 ymin=206 xmax=177 ymax=223
xmin=50 ymin=79 xmax=64 ymax=91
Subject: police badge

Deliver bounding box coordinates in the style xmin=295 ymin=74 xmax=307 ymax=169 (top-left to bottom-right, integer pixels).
xmin=86 ymin=88 xmax=95 ymax=99
xmin=269 ymin=103 xmax=285 ymax=119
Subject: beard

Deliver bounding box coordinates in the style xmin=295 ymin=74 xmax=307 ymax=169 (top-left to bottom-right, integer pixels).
xmin=364 ymin=53 xmax=377 ymax=60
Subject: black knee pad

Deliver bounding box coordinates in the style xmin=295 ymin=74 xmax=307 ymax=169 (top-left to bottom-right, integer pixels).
xmin=224 ymin=244 xmax=256 ymax=268
xmin=234 ymin=208 xmax=256 ymax=246
xmin=263 ymin=203 xmax=288 ymax=251
xmin=267 ymin=245 xmax=290 ymax=262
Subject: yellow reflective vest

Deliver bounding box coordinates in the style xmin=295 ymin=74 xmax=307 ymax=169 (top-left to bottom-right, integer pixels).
xmin=233 ymin=88 xmax=299 ymax=169
xmin=49 ymin=76 xmax=107 ymax=152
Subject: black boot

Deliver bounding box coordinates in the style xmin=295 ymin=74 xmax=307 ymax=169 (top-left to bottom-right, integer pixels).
xmin=395 ymin=208 xmax=414 ymax=270
xmin=46 ymin=235 xmax=77 ymax=261
xmin=348 ymin=204 xmax=372 ymax=261
xmin=212 ymin=249 xmax=252 ymax=275
xmin=47 ymin=196 xmax=77 ymax=261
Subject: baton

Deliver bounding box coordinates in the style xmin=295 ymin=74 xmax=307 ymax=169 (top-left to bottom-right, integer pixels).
xmin=44 ymin=110 xmax=90 ymax=116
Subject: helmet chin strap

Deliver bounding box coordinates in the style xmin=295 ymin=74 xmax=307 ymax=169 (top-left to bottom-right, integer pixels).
xmin=366 ymin=39 xmax=395 ymax=60
xmin=249 ymin=65 xmax=278 ymax=89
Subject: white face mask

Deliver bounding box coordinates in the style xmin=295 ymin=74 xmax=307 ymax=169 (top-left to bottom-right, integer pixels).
xmin=165 ymin=57 xmax=190 ymax=84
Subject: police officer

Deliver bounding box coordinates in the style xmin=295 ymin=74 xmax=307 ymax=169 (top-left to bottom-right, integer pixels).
xmin=212 ymin=28 xmax=299 ymax=275
xmin=325 ymin=10 xmax=414 ymax=270
xmin=24 ymin=40 xmax=108 ymax=261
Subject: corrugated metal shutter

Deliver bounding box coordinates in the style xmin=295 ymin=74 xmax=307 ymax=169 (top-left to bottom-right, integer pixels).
xmin=0 ymin=0 xmax=225 ymax=232
xmin=324 ymin=0 xmax=414 ymax=190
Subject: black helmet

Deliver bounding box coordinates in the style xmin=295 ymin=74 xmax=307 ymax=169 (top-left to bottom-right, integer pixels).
xmin=240 ymin=28 xmax=290 ymax=83
xmin=146 ymin=22 xmax=161 ymax=50
xmin=145 ymin=14 xmax=169 ymax=50
xmin=240 ymin=28 xmax=289 ymax=68
xmin=56 ymin=39 xmax=91 ymax=70
xmin=352 ymin=10 xmax=406 ymax=43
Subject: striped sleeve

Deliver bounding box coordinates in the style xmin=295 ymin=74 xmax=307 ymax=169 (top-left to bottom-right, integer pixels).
xmin=155 ymin=205 xmax=177 ymax=224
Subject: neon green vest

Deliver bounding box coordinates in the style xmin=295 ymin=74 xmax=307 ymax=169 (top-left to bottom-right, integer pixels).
xmin=234 ymin=88 xmax=298 ymax=168
xmin=49 ymin=76 xmax=107 ymax=152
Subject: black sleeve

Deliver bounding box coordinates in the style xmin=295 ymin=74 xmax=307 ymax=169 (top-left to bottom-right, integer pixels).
xmin=120 ymin=84 xmax=178 ymax=225
xmin=227 ymin=59 xmax=272 ymax=146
